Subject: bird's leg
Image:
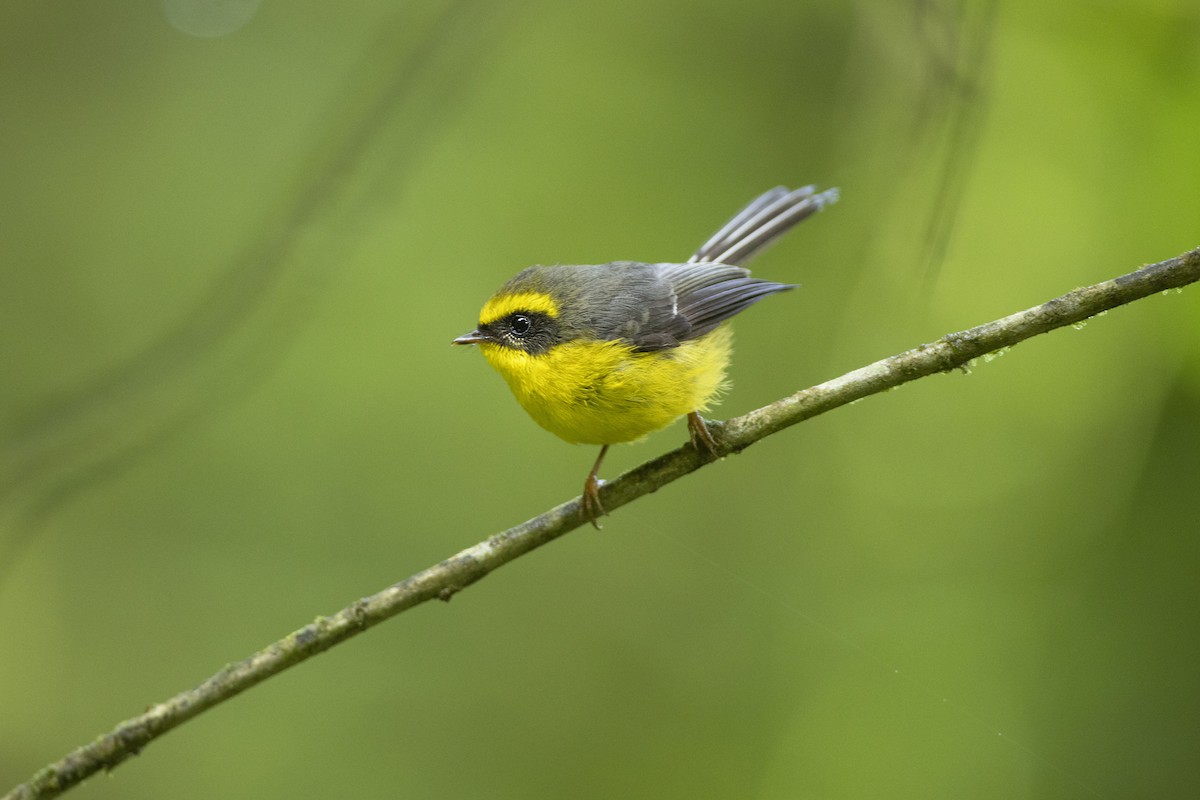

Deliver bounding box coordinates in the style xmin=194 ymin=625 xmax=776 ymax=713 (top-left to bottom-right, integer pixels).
xmin=581 ymin=445 xmax=609 ymax=529
xmin=687 ymin=411 xmax=720 ymax=457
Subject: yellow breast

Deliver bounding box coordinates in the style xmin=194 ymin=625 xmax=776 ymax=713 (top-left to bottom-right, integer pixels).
xmin=480 ymin=325 xmax=733 ymax=445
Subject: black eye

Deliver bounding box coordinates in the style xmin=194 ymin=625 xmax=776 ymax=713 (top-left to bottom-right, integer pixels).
xmin=510 ymin=314 xmax=532 ymax=336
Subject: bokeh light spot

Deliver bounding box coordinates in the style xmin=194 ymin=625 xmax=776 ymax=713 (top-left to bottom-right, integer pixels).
xmin=162 ymin=0 xmax=262 ymax=38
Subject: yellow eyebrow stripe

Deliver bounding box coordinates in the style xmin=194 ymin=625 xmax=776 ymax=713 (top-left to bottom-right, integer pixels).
xmin=479 ymin=291 xmax=559 ymax=325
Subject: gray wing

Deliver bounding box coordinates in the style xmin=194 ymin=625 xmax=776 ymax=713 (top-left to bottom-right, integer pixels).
xmin=654 ymin=262 xmax=794 ymax=344
xmin=590 ymin=262 xmax=793 ymax=352
xmin=585 ymin=184 xmax=837 ymax=351
xmin=689 ymin=185 xmax=838 ymax=267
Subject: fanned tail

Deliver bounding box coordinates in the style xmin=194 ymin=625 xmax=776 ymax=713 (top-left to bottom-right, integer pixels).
xmin=689 ymin=185 xmax=838 ymax=266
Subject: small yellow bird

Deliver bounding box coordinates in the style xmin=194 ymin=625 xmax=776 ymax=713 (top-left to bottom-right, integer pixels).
xmin=453 ymin=185 xmax=837 ymax=526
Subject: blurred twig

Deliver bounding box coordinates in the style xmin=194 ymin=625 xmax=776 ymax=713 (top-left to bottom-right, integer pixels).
xmin=0 ymin=0 xmax=506 ymax=585
xmin=910 ymin=0 xmax=997 ymax=289
xmin=5 ymin=245 xmax=1198 ymax=800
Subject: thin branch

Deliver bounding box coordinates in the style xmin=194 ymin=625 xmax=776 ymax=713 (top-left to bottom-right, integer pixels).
xmin=6 ymin=246 xmax=1198 ymax=800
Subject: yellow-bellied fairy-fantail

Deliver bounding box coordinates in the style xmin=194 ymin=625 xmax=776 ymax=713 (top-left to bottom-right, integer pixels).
xmin=453 ymin=185 xmax=837 ymax=527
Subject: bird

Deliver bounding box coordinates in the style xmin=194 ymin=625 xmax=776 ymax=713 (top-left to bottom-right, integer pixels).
xmin=453 ymin=185 xmax=838 ymax=527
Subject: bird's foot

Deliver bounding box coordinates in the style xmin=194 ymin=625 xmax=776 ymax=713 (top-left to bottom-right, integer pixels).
xmin=581 ymin=473 xmax=607 ymax=530
xmin=687 ymin=411 xmax=721 ymax=458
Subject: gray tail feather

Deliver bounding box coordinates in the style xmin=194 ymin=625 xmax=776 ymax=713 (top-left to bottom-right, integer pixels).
xmin=688 ymin=185 xmax=838 ymax=266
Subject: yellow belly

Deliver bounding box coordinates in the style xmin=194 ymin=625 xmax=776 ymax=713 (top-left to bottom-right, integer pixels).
xmin=480 ymin=326 xmax=733 ymax=445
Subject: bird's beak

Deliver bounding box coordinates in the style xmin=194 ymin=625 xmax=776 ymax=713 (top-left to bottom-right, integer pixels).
xmin=452 ymin=330 xmax=489 ymax=346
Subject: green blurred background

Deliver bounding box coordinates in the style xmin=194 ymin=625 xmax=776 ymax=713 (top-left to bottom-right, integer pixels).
xmin=2 ymin=1 xmax=1198 ymax=798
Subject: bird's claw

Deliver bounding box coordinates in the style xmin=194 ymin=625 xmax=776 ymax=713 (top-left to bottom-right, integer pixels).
xmin=687 ymin=411 xmax=720 ymax=457
xmin=581 ymin=474 xmax=607 ymax=529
